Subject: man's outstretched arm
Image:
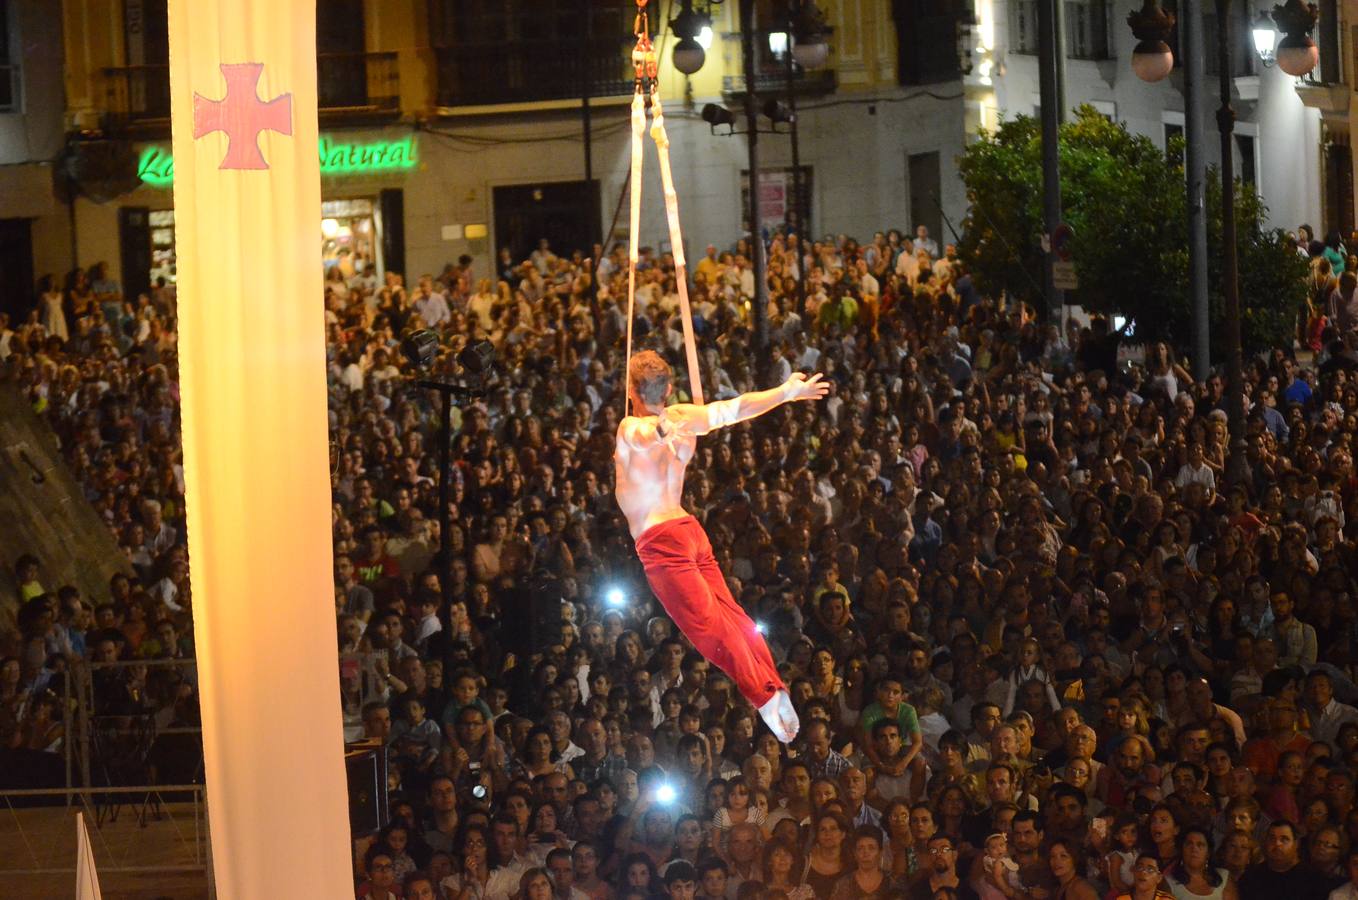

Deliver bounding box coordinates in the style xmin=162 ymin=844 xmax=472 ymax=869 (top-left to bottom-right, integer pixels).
xmin=664 ymin=372 xmax=829 ymax=437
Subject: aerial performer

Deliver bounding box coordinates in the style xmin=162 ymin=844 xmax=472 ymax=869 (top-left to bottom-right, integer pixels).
xmin=615 ymin=354 xmax=829 ymax=742
xmin=613 ymin=0 xmax=826 ymax=741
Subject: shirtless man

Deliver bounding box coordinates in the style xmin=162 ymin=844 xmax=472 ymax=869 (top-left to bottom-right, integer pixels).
xmin=614 ymin=350 xmax=828 ymax=742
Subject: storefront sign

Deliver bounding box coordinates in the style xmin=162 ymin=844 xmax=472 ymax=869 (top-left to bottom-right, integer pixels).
xmin=137 ymin=135 xmax=418 ymax=187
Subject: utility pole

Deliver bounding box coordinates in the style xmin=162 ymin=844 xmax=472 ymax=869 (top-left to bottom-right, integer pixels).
xmin=740 ymin=0 xmax=771 ymax=382
xmin=1183 ymin=0 xmax=1210 ymax=380
xmin=1037 ymin=0 xmax=1064 ymax=320
xmin=582 ymin=0 xmax=603 ymax=337
xmin=1214 ymin=0 xmax=1248 ymax=484
xmin=785 ymin=1 xmax=808 ymax=320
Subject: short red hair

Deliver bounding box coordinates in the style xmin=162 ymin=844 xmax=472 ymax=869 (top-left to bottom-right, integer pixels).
xmin=628 ymin=350 xmax=672 ymax=407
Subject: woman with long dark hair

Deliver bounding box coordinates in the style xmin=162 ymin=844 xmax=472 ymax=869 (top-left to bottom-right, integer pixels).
xmin=1164 ymin=828 xmax=1235 ymax=900
xmin=1048 ymin=838 xmax=1099 ymax=900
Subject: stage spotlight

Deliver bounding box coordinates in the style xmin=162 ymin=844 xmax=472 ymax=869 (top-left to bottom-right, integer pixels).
xmin=701 ymin=103 xmax=736 ymax=130
xmin=401 ymin=329 xmax=440 ymax=370
xmin=762 ymin=98 xmax=793 ymax=125
xmin=458 ymin=339 xmax=496 ymax=376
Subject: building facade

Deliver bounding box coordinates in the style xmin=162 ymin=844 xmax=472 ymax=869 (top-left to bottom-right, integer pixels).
xmin=4 ymin=1 xmax=1356 ymax=322
xmin=967 ymin=0 xmax=1351 ymax=238
xmin=0 ymin=0 xmax=983 ymax=314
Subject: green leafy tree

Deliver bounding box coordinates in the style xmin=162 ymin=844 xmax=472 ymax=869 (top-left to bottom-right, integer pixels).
xmin=957 ymin=107 xmax=1304 ymax=356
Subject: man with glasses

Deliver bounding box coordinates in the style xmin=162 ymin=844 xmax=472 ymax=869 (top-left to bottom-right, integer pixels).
xmin=357 ymin=847 xmax=399 ymax=900
xmin=449 ymin=705 xmax=507 ymax=793
xmin=909 ymin=835 xmax=977 ymax=900
xmin=423 ymin=776 xmax=459 ymax=855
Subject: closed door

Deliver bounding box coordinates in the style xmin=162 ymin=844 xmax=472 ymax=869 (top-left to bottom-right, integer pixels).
xmin=0 ymin=218 xmax=34 ymax=323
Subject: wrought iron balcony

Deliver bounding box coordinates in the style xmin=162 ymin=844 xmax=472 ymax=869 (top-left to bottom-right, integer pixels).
xmin=318 ymin=51 xmax=401 ymax=119
xmin=721 ymin=68 xmax=838 ymax=101
xmin=101 ymin=64 xmax=172 ymax=132
xmin=433 ymin=40 xmax=632 ymax=108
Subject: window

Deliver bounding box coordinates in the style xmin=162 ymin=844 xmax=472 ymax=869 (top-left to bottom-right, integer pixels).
xmin=430 ymin=0 xmax=631 ymax=106
xmin=893 ymin=0 xmax=965 ymax=85
xmin=1009 ymin=0 xmax=1112 ymax=60
xmin=317 ymin=0 xmax=368 ymax=108
xmin=0 ymin=0 xmax=16 ymax=112
xmin=115 ymin=0 xmax=170 ymax=120
xmin=1234 ymin=133 xmax=1257 ymax=188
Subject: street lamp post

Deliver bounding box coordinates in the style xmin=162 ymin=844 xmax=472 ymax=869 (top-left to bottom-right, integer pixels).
xmin=1133 ymin=0 xmax=1318 ymax=479
xmin=1128 ymin=0 xmax=1210 ymax=382
xmin=783 ymin=23 xmax=806 ymax=320
xmin=738 ymin=0 xmax=771 ymax=382
xmin=1212 ymin=0 xmax=1249 ymax=486
xmin=1037 ymin=0 xmax=1065 ymax=321
xmin=782 ymin=0 xmax=828 ymax=320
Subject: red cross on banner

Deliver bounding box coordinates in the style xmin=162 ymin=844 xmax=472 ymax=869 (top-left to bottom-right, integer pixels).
xmin=192 ymin=62 xmax=293 ymax=170
xmin=167 ymin=1 xmax=350 ymax=896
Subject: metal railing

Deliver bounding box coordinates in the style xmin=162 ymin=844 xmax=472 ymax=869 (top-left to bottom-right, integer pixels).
xmin=1010 ymin=0 xmax=1113 ymax=60
xmin=0 ymin=785 xmax=211 ymax=893
xmin=318 ymin=50 xmax=401 ymax=114
xmin=433 ymin=40 xmax=633 ymax=107
xmin=721 ymin=68 xmax=839 ymax=99
xmin=101 ymin=63 xmax=172 ymax=127
xmin=0 ymin=659 xmax=211 ymax=892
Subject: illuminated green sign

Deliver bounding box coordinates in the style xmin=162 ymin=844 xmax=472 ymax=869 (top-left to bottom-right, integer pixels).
xmin=137 ymin=135 xmax=418 ymax=188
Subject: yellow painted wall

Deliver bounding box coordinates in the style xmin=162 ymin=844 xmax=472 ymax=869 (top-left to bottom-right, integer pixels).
xmin=62 ymin=1 xmax=892 ymax=122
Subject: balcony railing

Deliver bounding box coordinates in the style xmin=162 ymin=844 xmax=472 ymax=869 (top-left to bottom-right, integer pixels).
xmin=433 ymin=40 xmax=632 ymax=108
xmin=1010 ymin=0 xmax=1113 ymax=60
xmin=318 ymin=51 xmax=400 ymax=116
xmin=101 ymin=64 xmax=171 ymax=130
xmin=722 ymin=68 xmax=838 ymax=100
xmin=1300 ymin=0 xmax=1341 ymax=86
xmin=0 ymin=63 xmax=17 ymax=112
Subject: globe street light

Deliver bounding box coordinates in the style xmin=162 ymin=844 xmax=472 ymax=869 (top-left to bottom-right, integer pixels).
xmin=791 ymin=2 xmax=831 ymax=69
xmin=1271 ymin=0 xmax=1320 ymax=76
xmin=1127 ymin=0 xmax=1176 ymax=83
xmin=671 ymin=0 xmax=719 ymax=75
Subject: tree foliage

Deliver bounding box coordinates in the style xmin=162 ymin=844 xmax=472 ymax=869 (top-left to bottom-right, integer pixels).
xmin=956 ymin=107 xmax=1305 ymax=357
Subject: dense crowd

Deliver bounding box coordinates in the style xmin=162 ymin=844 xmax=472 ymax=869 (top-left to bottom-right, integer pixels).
xmin=3 ymin=217 xmax=1358 ymax=900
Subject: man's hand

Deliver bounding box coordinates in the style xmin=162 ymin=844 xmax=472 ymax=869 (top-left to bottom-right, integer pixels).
xmin=783 ymin=372 xmax=830 ymax=402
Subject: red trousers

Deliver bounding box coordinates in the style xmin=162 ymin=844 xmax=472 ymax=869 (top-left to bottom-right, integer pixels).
xmin=635 ymin=516 xmax=783 ymax=708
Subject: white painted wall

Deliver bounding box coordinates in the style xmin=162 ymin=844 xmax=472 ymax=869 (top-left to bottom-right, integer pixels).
xmin=987 ymin=0 xmax=1322 ymax=232
xmin=0 ymin=0 xmax=66 ymax=167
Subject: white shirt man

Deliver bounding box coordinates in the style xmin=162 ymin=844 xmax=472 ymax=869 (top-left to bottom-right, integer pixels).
xmin=912 ymin=226 xmax=939 ymax=259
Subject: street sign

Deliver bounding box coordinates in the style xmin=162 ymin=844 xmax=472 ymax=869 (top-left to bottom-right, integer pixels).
xmin=1053 ymin=260 xmax=1079 ymax=290
xmin=1051 ymin=223 xmax=1075 ymax=261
